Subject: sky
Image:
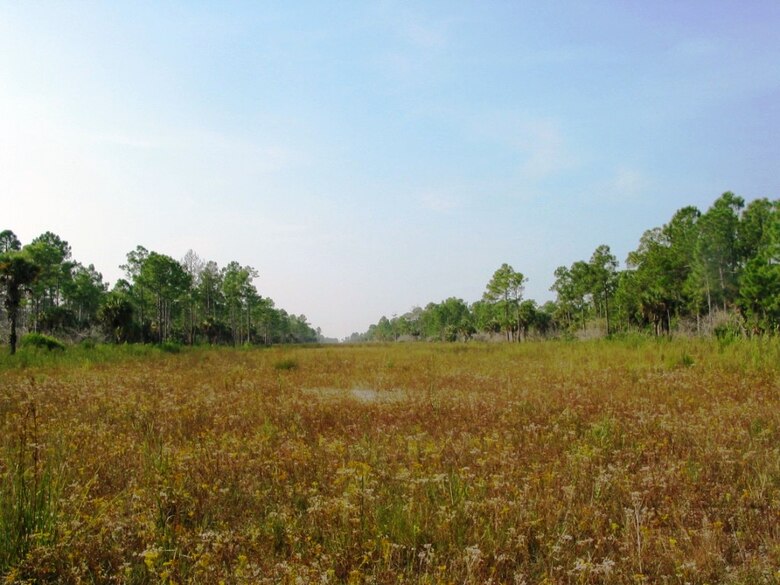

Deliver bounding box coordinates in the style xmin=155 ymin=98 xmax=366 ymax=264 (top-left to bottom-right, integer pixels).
xmin=2 ymin=1 xmax=779 ymax=339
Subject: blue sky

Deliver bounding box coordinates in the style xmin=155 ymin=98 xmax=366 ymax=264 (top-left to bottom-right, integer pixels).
xmin=2 ymin=1 xmax=779 ymax=338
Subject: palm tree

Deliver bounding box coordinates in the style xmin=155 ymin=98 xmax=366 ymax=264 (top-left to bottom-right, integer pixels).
xmin=0 ymin=252 xmax=40 ymax=354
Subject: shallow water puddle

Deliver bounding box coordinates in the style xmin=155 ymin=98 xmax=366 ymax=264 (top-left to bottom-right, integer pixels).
xmin=302 ymin=386 xmax=406 ymax=403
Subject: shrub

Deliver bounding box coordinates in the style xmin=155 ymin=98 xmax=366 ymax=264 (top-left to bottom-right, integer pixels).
xmin=159 ymin=341 xmax=182 ymax=354
xmin=274 ymin=357 xmax=298 ymax=370
xmin=79 ymin=338 xmax=97 ymax=350
xmin=19 ymin=333 xmax=66 ymax=352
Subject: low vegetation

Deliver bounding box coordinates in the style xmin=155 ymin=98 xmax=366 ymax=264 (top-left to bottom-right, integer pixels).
xmin=19 ymin=333 xmax=66 ymax=352
xmin=1 ymin=338 xmax=779 ymax=583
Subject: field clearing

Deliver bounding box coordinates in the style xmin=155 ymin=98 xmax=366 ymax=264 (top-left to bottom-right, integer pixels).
xmin=2 ymin=339 xmax=780 ymax=584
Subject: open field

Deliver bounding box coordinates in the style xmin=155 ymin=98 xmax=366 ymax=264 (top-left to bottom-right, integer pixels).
xmin=2 ymin=339 xmax=780 ymax=584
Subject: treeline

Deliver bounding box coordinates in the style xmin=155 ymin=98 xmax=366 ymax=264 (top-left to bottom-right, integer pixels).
xmin=0 ymin=231 xmax=320 ymax=353
xmin=356 ymin=192 xmax=779 ymax=342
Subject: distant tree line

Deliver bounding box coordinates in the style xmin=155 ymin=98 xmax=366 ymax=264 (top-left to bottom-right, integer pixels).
xmin=356 ymin=192 xmax=779 ymax=342
xmin=0 ymin=231 xmax=319 ymax=353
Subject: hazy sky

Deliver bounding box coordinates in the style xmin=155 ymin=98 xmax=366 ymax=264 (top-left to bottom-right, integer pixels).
xmin=2 ymin=2 xmax=779 ymax=339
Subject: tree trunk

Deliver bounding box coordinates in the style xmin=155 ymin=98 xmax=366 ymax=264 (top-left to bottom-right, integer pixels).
xmin=138 ymin=287 xmax=146 ymax=343
xmin=9 ymin=307 xmax=17 ymax=355
xmin=157 ymin=294 xmax=164 ymax=343
xmin=246 ymin=304 xmax=252 ymax=344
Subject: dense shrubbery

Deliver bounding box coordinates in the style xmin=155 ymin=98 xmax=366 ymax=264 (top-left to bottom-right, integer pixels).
xmin=20 ymin=332 xmax=66 ymax=351
xmin=158 ymin=340 xmax=182 ymax=354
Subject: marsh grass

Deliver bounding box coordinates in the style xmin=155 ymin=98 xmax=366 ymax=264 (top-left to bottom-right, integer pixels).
xmin=0 ymin=342 xmax=179 ymax=370
xmin=1 ymin=338 xmax=779 ymax=583
xmin=0 ymin=400 xmax=63 ymax=575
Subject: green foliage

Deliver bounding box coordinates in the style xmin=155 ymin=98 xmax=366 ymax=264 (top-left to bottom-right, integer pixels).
xmin=64 ymin=263 xmax=107 ymax=328
xmin=738 ymin=201 xmax=780 ymax=333
xmin=5 ymin=189 xmax=780 ymax=351
xmin=0 ymin=230 xmax=21 ymax=253
xmin=714 ymin=320 xmax=742 ymax=347
xmin=739 ymin=256 xmax=780 ymax=332
xmin=550 ymin=246 xmax=619 ymax=336
xmin=588 ymin=245 xmax=619 ymax=334
xmin=274 ymin=357 xmax=299 ymax=370
xmin=483 ymin=263 xmax=527 ymax=340
xmin=0 ymin=341 xmax=180 ymax=371
xmin=138 ymin=251 xmax=192 ymax=343
xmin=0 ymin=251 xmax=41 ymax=354
xmin=159 ymin=341 xmax=182 ymax=354
xmin=692 ymin=192 xmax=744 ymax=314
xmin=622 ymin=206 xmax=702 ymax=335
xmin=98 ymin=292 xmax=135 ymax=343
xmin=79 ymin=338 xmax=97 ymax=349
xmin=20 ymin=333 xmax=66 ymax=351
xmin=25 ymin=231 xmax=74 ymax=333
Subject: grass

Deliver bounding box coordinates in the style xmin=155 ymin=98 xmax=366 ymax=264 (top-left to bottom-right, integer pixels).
xmin=0 ymin=400 xmax=62 ymax=573
xmin=0 ymin=338 xmax=779 ymax=583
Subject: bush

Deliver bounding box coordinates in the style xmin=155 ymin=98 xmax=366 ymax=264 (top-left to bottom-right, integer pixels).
xmin=274 ymin=357 xmax=298 ymax=371
xmin=159 ymin=341 xmax=182 ymax=354
xmin=20 ymin=333 xmax=66 ymax=351
xmin=79 ymin=338 xmax=97 ymax=350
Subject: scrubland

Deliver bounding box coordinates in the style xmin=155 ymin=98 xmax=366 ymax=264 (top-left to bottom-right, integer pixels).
xmin=1 ymin=338 xmax=780 ymax=584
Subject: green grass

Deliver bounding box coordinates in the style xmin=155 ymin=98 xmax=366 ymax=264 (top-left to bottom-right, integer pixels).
xmin=0 ymin=341 xmax=184 ymax=370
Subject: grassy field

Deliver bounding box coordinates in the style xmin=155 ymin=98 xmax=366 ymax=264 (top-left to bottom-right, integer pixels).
xmin=1 ymin=338 xmax=780 ymax=584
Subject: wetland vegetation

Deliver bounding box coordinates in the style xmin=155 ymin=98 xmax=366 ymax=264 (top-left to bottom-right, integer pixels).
xmin=2 ymin=339 xmax=779 ymax=583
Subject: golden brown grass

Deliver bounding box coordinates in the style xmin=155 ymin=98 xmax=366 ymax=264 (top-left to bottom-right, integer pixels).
xmin=1 ymin=338 xmax=780 ymax=583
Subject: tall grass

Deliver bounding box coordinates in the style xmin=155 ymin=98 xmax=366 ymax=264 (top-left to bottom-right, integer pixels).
xmin=1 ymin=337 xmax=779 ymax=582
xmin=0 ymin=400 xmax=62 ymax=575
xmin=0 ymin=342 xmax=190 ymax=370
